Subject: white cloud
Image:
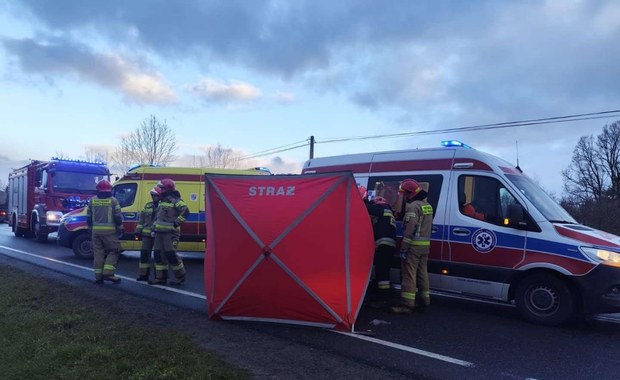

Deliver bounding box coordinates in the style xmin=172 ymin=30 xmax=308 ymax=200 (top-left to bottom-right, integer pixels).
xmin=185 ymin=78 xmax=261 ymax=103
xmin=2 ymin=37 xmax=177 ymax=105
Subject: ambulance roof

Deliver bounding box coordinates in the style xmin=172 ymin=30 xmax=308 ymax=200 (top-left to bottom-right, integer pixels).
xmin=303 ymin=145 xmax=518 ymax=174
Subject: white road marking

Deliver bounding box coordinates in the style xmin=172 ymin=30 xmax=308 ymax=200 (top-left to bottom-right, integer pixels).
xmin=0 ymin=244 xmax=206 ymax=299
xmin=333 ymin=330 xmax=475 ymax=367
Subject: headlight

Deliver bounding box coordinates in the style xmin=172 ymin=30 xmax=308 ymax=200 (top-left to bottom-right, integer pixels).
xmin=581 ymin=247 xmax=620 ymax=267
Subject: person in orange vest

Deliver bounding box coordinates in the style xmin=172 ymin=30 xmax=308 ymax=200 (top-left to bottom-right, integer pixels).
xmin=87 ymin=179 xmax=124 ymax=284
xmin=135 ymin=186 xmax=166 ymax=282
xmin=460 ymin=191 xmax=486 ymax=221
xmin=365 ymin=195 xmax=397 ymax=308
xmin=391 ymin=178 xmax=434 ymax=314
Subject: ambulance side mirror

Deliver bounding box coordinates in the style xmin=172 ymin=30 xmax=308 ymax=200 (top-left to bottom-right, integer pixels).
xmin=505 ymin=203 xmax=527 ymax=230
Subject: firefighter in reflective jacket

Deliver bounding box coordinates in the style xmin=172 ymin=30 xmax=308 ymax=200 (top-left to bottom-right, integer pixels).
xmin=135 ymin=187 xmax=166 ymax=282
xmin=87 ymin=179 xmax=124 ymax=284
xmin=366 ymin=195 xmax=397 ymax=308
xmin=391 ymin=178 xmax=434 ymax=314
xmin=151 ymin=178 xmax=189 ymax=285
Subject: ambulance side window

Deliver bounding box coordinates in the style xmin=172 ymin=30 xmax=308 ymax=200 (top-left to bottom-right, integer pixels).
xmin=368 ymin=174 xmax=443 ymax=221
xmin=113 ymin=183 xmax=137 ymax=208
xmin=458 ymin=175 xmax=532 ymax=229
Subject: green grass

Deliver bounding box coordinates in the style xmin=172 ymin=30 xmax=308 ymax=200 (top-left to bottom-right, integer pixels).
xmin=0 ymin=265 xmax=248 ymax=380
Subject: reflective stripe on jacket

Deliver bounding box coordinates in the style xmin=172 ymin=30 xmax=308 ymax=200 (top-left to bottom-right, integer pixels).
xmin=402 ymin=200 xmax=433 ymax=247
xmin=153 ymin=194 xmax=189 ymax=232
xmin=136 ymin=201 xmax=158 ymax=235
xmin=366 ymin=203 xmax=397 ymax=248
xmin=87 ymin=196 xmax=122 ymax=235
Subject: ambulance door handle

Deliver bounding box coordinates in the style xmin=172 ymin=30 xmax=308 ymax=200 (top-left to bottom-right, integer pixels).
xmin=452 ymin=228 xmax=471 ymax=236
xmin=432 ymin=226 xmax=438 ymax=234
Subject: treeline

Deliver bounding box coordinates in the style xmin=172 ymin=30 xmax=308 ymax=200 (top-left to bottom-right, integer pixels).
xmin=560 ymin=121 xmax=620 ymax=234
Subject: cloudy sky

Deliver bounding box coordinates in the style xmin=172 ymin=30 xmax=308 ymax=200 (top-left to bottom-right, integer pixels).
xmin=1 ymin=0 xmax=619 ymax=195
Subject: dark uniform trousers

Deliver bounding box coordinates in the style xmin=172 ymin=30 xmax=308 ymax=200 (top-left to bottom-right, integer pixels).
xmin=153 ymin=229 xmax=185 ymax=280
xmin=138 ymin=235 xmax=168 ymax=279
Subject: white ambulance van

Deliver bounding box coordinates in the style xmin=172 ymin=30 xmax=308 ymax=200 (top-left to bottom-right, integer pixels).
xmin=302 ymin=140 xmax=620 ymax=325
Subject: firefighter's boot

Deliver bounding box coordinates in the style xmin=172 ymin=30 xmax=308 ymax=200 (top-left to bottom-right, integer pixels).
xmin=165 ymin=251 xmax=186 ymax=286
xmin=103 ymin=275 xmax=122 ymax=284
xmin=390 ymin=305 xmax=413 ymax=315
xmin=137 ymin=250 xmax=151 ymax=281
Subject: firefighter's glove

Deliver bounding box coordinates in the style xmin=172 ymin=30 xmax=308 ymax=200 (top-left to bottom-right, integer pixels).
xmin=399 ymin=247 xmax=409 ymax=261
xmin=116 ymin=226 xmax=125 ymax=239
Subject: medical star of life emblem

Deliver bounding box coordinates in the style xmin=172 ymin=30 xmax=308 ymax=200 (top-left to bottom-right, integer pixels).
xmin=471 ymin=229 xmax=497 ymax=253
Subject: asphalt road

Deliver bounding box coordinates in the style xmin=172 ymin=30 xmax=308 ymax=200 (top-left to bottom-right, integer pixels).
xmin=1 ymin=223 xmax=620 ymax=379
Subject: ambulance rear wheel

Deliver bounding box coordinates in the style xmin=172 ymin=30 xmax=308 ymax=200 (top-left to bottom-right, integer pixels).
xmin=515 ymin=274 xmax=575 ymax=326
xmin=72 ymin=233 xmax=93 ymax=259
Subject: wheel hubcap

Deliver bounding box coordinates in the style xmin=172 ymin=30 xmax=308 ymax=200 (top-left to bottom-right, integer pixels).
xmin=527 ymin=285 xmax=559 ymax=315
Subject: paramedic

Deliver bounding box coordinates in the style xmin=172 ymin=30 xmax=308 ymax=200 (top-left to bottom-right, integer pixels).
xmin=391 ymin=178 xmax=434 ymax=314
xmin=460 ymin=192 xmax=486 ymax=221
xmin=135 ymin=187 xmax=166 ymax=282
xmin=151 ymin=178 xmax=189 ymax=286
xmin=87 ymin=179 xmax=124 ymax=284
xmin=366 ymin=196 xmax=397 ymax=308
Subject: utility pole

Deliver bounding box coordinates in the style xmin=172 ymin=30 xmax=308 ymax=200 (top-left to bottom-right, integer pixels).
xmin=309 ymin=136 xmax=315 ymax=159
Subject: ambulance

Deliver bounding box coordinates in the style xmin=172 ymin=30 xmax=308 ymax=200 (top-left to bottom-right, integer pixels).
xmin=57 ymin=165 xmax=271 ymax=259
xmin=302 ymin=141 xmax=620 ymax=325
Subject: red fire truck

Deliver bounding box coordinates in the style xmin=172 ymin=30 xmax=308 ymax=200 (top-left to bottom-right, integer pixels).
xmin=8 ymin=158 xmax=110 ymax=242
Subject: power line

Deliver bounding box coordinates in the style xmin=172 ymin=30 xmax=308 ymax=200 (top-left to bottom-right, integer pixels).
xmin=318 ymin=109 xmax=620 ymax=144
xmin=239 ymin=139 xmax=309 ymax=160
xmin=241 ymin=108 xmax=620 ymax=159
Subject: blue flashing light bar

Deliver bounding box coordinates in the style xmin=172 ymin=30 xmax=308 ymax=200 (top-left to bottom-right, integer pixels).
xmin=51 ymin=157 xmax=107 ymax=165
xmin=441 ymin=140 xmax=472 ymax=149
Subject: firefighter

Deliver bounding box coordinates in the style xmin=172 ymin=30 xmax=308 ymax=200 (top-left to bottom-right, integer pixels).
xmin=150 ymin=178 xmax=189 ymax=286
xmin=365 ymin=195 xmax=397 ymax=308
xmin=135 ymin=186 xmax=165 ymax=282
xmin=87 ymin=179 xmax=124 ymax=284
xmin=391 ymin=178 xmax=434 ymax=314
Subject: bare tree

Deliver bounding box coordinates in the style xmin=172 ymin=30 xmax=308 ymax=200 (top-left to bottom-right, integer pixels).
xmin=83 ymin=146 xmax=109 ymax=163
xmin=54 ymin=151 xmax=69 ymax=159
xmin=561 ymin=121 xmax=620 ymax=234
xmin=597 ymin=121 xmax=620 ymax=199
xmin=199 ymin=143 xmax=242 ymax=169
xmin=562 ymin=135 xmax=606 ymax=203
xmin=121 ymin=115 xmax=177 ymax=166
xmin=110 ymin=144 xmax=134 ymax=175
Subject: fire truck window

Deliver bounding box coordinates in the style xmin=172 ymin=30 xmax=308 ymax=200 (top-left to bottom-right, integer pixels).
xmin=113 ymin=183 xmax=137 ymax=208
xmin=40 ymin=171 xmax=48 ymax=189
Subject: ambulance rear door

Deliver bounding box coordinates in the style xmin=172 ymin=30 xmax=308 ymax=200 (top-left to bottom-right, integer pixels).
xmin=366 ymin=172 xmax=447 ymax=290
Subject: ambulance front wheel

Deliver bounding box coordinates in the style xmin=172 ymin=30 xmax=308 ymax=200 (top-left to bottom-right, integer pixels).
xmin=515 ymin=274 xmax=575 ymax=326
xmin=72 ymin=232 xmax=93 ymax=260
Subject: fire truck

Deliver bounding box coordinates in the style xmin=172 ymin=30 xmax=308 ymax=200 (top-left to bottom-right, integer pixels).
xmin=8 ymin=158 xmax=110 ymax=242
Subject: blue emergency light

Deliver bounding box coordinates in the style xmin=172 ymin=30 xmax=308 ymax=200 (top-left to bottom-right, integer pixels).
xmin=441 ymin=140 xmax=471 ymax=149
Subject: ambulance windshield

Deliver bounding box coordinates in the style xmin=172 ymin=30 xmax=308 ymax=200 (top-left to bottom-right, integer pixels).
xmin=505 ymin=174 xmax=576 ymax=223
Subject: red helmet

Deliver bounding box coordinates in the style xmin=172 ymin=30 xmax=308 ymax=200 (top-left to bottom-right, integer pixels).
xmin=158 ymin=178 xmax=176 ymax=192
xmin=373 ymin=196 xmax=388 ymax=205
xmin=358 ymin=185 xmax=368 ymax=200
xmin=150 ymin=187 xmax=162 ymax=196
xmin=399 ymin=178 xmax=422 ymax=195
xmin=96 ymin=179 xmax=112 ymax=192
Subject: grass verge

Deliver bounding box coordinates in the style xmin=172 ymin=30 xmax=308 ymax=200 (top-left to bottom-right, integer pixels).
xmin=0 ymin=265 xmax=248 ymax=380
